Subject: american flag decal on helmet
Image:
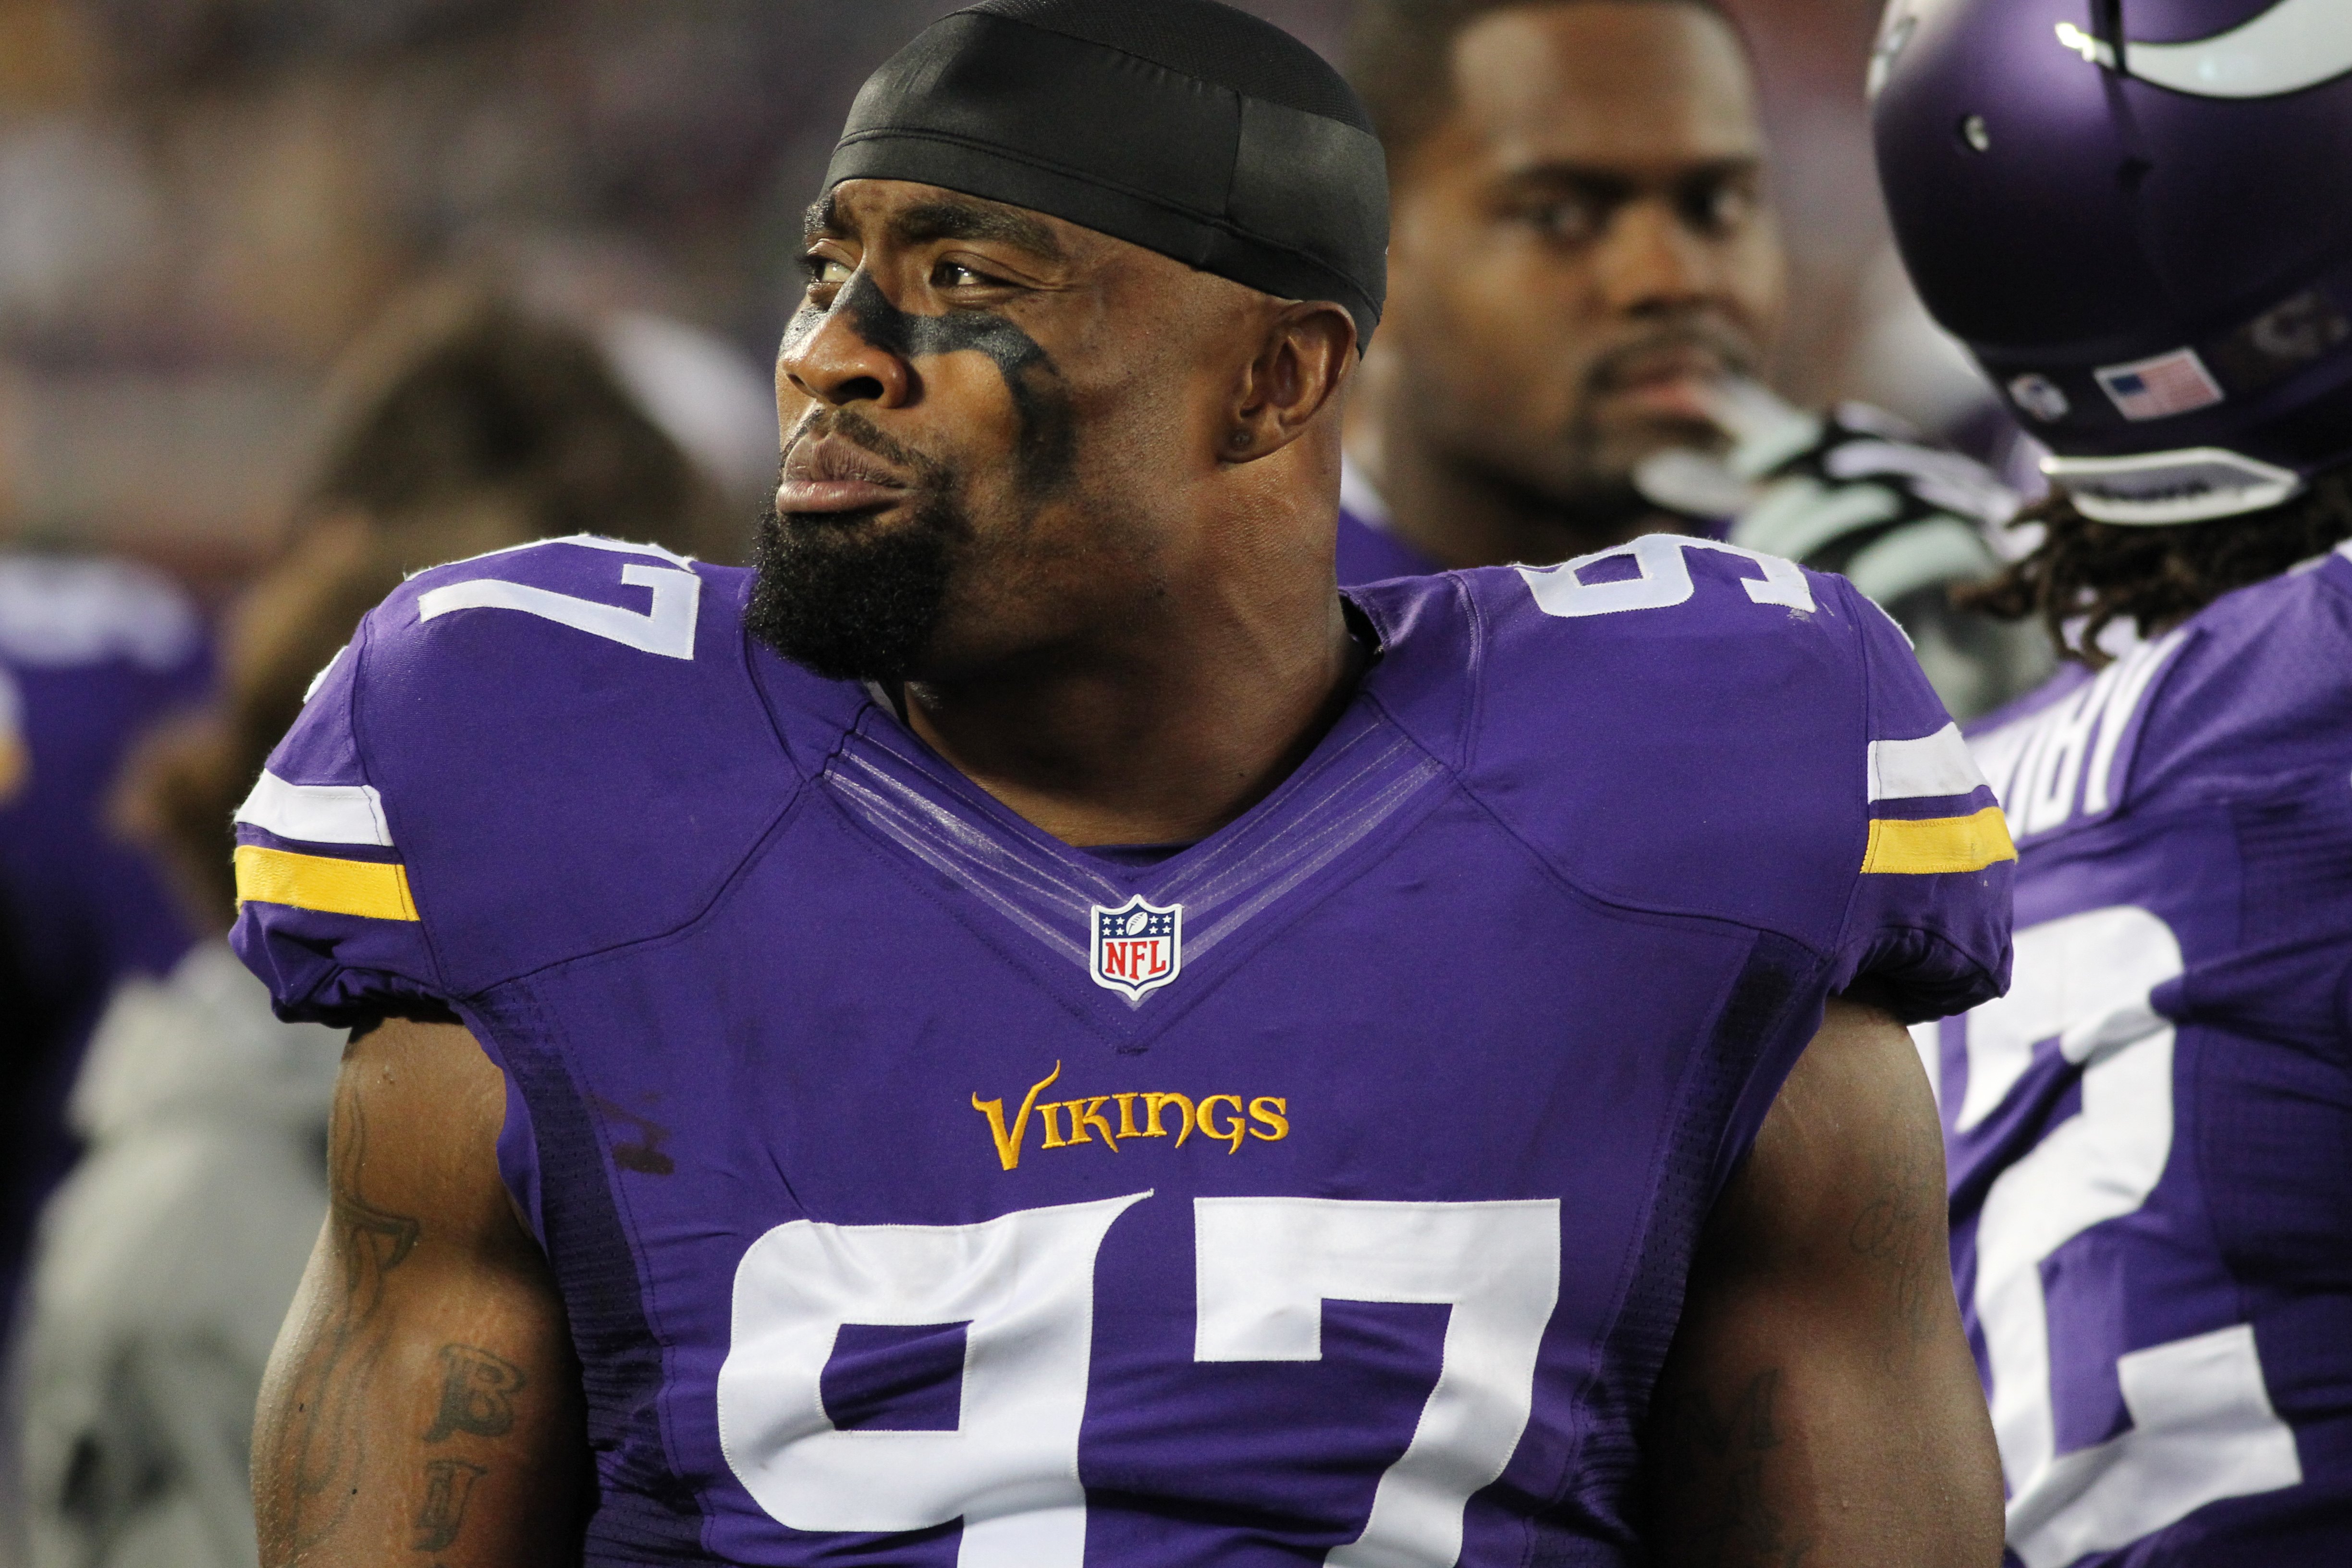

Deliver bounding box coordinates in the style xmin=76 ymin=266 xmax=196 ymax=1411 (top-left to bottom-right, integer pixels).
xmin=2096 ymin=348 xmax=2226 ymax=422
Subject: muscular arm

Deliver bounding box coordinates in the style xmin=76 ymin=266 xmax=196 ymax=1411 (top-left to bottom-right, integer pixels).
xmin=253 ymin=1019 xmax=586 ymax=1567
xmin=1648 ymin=996 xmax=2003 ymax=1568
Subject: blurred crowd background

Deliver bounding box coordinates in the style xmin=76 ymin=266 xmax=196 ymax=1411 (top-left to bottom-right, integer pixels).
xmin=0 ymin=0 xmax=1990 ymax=590
xmin=0 ymin=1 xmax=2012 ymax=1563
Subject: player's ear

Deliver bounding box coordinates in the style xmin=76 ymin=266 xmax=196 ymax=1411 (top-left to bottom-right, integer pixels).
xmin=1223 ymin=300 xmax=1356 ymax=464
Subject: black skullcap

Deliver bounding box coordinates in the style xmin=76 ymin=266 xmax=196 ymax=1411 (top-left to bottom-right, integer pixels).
xmin=825 ymin=0 xmax=1388 ymax=348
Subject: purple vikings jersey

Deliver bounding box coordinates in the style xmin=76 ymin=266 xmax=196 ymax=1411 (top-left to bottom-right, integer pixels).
xmin=1336 ymin=505 xmax=1436 ymax=586
xmin=233 ymin=532 xmax=2009 ymax=1566
xmin=1929 ymin=547 xmax=2352 ymax=1568
xmin=0 ymin=556 xmax=208 ymax=1005
xmin=1336 ymin=463 xmax=1440 ymax=586
xmin=1334 ymin=465 xmax=1735 ymax=589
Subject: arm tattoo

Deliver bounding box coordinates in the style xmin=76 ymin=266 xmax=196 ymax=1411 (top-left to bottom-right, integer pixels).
xmin=270 ymin=1080 xmax=546 ymax=1562
xmin=1846 ymin=1110 xmax=1945 ymax=1348
xmin=1653 ymin=1369 xmax=1815 ymax=1568
xmin=405 ymin=1346 xmax=531 ymax=1553
xmin=412 ymin=1458 xmax=489 ymax=1552
xmin=425 ymin=1345 xmax=528 ymax=1442
xmin=282 ymin=1075 xmax=423 ymax=1550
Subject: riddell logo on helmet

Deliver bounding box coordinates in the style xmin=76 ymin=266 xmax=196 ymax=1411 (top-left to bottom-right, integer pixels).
xmin=2009 ymin=375 xmax=2072 ymax=424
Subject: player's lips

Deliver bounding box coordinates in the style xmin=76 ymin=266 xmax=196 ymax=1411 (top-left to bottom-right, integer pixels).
xmin=776 ymin=439 xmax=910 ymax=514
xmin=1596 ymin=347 xmax=1739 ymax=424
xmin=1612 ymin=376 xmax=1721 ymax=423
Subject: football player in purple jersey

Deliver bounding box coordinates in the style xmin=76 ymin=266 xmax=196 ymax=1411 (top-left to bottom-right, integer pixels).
xmin=0 ymin=557 xmax=209 ymax=1326
xmin=1339 ymin=0 xmax=1782 ymax=578
xmin=8 ymin=294 xmax=741 ymax=1568
xmin=1874 ymin=2 xmax=2352 ymax=1563
xmin=1338 ymin=0 xmax=2048 ymax=722
xmin=0 ymin=553 xmax=209 ymax=1546
xmin=233 ymin=3 xmax=2011 ymax=1564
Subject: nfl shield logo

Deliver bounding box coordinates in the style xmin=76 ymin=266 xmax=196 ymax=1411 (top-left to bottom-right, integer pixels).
xmin=1089 ymin=896 xmax=1182 ymax=1001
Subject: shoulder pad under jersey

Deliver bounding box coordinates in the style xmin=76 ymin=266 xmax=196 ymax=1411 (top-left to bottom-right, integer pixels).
xmin=1975 ymin=547 xmax=2352 ymax=846
xmin=1362 ymin=540 xmax=2013 ymax=1022
xmin=231 ymin=536 xmax=806 ymax=1023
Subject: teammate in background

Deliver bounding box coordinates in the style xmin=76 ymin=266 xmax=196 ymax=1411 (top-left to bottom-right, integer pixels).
xmin=0 ymin=556 xmax=209 ymax=1563
xmin=1341 ymin=0 xmax=2048 ymax=720
xmin=1874 ymin=2 xmax=2352 ymax=1562
xmin=0 ymin=565 xmax=210 ymax=1301
xmin=12 ymin=295 xmax=739 ymax=1568
xmin=0 ymin=559 xmax=209 ymax=1312
xmin=234 ymin=4 xmax=2009 ymax=1563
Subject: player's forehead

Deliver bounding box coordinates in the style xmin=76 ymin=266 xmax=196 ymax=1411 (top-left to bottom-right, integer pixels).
xmin=808 ymin=180 xmax=1094 ymax=268
xmin=1440 ymin=2 xmax=1763 ymax=180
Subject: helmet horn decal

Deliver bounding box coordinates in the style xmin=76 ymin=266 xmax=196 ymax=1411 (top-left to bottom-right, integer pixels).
xmin=2127 ymin=0 xmax=2352 ymax=100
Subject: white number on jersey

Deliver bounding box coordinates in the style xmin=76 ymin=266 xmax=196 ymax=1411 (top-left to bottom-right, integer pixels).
xmin=415 ymin=537 xmax=701 ymax=660
xmin=1194 ymin=1197 xmax=1559 ymax=1568
xmin=719 ymin=1192 xmax=1145 ymax=1568
xmin=717 ymin=1193 xmax=1563 ymax=1567
xmin=1947 ymin=907 xmax=2300 ymax=1568
xmin=1518 ymin=535 xmax=1815 ymax=619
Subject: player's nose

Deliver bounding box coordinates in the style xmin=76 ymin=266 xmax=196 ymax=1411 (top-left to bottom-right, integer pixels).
xmin=780 ymin=280 xmax=915 ymax=411
xmin=1595 ymin=198 xmax=1713 ymax=318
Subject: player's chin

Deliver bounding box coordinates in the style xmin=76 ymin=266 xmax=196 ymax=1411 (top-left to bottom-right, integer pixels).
xmin=1588 ymin=415 xmax=1726 ymax=475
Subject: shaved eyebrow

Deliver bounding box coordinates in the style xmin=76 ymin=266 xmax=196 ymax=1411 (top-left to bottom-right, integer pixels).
xmin=801 ymin=192 xmax=1066 ymax=262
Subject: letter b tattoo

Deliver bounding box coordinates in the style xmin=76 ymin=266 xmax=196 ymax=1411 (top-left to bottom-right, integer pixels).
xmin=424 ymin=1345 xmax=527 ymax=1443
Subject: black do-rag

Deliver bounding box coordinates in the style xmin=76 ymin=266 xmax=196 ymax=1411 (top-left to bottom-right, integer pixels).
xmin=825 ymin=0 xmax=1388 ymax=349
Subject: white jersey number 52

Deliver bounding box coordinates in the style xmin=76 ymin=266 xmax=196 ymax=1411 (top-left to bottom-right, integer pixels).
xmin=1943 ymin=906 xmax=2301 ymax=1568
xmin=716 ymin=1193 xmax=1560 ymax=1567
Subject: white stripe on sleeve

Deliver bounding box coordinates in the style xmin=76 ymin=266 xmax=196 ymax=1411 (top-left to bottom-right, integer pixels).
xmin=234 ymin=770 xmax=393 ymax=847
xmin=1867 ymin=723 xmax=1988 ymax=802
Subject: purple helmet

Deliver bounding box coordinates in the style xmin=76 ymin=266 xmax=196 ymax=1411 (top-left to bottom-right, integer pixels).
xmin=1871 ymin=0 xmax=2352 ymax=523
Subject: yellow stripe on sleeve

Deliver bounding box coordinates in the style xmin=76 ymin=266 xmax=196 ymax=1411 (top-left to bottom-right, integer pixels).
xmin=234 ymin=844 xmax=420 ymax=921
xmin=1862 ymin=806 xmax=2018 ymax=876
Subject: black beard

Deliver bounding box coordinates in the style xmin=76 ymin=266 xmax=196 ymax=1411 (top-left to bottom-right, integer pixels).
xmin=746 ymin=492 xmax=965 ymax=684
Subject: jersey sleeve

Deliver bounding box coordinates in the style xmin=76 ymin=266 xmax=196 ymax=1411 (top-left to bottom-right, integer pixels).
xmin=1829 ymin=580 xmax=2014 ymax=1022
xmin=231 ymin=536 xmax=803 ymax=1028
xmin=230 ymin=619 xmax=448 ymax=1027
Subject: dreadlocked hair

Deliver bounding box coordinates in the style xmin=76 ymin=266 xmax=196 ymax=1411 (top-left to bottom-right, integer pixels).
xmin=1958 ymin=467 xmax=2352 ymax=667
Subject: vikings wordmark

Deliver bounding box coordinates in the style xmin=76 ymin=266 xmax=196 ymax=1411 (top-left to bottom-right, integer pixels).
xmin=971 ymin=1062 xmax=1289 ymax=1171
